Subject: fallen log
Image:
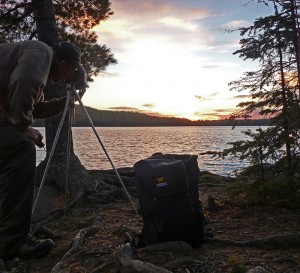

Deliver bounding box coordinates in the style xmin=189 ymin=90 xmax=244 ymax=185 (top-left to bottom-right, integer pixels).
xmin=205 ymin=233 xmax=300 ymax=249
xmin=117 ymin=243 xmax=172 ymax=273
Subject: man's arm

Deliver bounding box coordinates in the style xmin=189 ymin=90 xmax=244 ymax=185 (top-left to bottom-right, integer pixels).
xmin=32 ymin=97 xmax=67 ymax=119
xmin=8 ymin=47 xmax=52 ymax=131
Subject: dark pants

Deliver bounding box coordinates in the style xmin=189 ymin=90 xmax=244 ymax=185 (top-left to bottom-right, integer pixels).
xmin=0 ymin=123 xmax=36 ymax=259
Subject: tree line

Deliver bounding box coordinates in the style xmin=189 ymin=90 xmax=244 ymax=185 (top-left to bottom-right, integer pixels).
xmin=33 ymin=106 xmax=270 ymax=127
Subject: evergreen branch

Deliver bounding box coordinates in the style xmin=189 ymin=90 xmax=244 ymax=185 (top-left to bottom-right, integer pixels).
xmin=1 ymin=2 xmax=31 ymax=17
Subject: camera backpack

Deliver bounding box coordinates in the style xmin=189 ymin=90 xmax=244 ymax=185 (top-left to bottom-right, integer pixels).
xmin=133 ymin=153 xmax=205 ymax=247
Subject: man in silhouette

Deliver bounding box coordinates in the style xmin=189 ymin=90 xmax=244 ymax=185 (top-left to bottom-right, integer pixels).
xmin=0 ymin=40 xmax=86 ymax=260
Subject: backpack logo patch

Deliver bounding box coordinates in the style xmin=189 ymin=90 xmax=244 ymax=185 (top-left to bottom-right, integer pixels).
xmin=156 ymin=176 xmax=167 ymax=187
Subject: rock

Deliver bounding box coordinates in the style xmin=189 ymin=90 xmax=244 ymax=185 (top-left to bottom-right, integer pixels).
xmin=206 ymin=195 xmax=220 ymax=211
xmin=247 ymin=266 xmax=270 ymax=273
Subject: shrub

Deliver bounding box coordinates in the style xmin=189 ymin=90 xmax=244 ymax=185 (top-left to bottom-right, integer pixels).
xmin=238 ymin=163 xmax=275 ymax=180
xmin=225 ymin=176 xmax=300 ymax=208
xmin=227 ymin=255 xmax=247 ymax=273
xmin=259 ymin=177 xmax=300 ymax=208
xmin=225 ymin=180 xmax=264 ymax=206
xmin=200 ymin=173 xmax=223 ymax=184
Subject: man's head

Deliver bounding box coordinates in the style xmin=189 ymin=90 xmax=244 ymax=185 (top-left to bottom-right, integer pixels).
xmin=50 ymin=41 xmax=87 ymax=89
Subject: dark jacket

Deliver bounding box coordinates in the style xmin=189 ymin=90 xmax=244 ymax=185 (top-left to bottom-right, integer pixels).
xmin=0 ymin=40 xmax=66 ymax=131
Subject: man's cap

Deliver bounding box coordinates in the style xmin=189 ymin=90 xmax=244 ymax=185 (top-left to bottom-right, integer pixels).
xmin=52 ymin=41 xmax=81 ymax=63
xmin=52 ymin=41 xmax=87 ymax=88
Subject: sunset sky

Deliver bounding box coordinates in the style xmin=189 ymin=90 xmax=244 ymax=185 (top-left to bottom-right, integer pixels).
xmin=83 ymin=0 xmax=272 ymax=120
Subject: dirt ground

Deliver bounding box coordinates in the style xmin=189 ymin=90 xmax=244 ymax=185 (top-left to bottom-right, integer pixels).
xmin=4 ymin=170 xmax=300 ymax=273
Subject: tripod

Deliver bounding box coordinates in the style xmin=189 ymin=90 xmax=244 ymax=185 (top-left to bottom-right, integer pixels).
xmin=32 ymin=85 xmax=140 ymax=219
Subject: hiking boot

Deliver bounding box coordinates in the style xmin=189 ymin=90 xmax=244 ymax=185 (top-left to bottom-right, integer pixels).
xmin=15 ymin=234 xmax=55 ymax=259
xmin=0 ymin=258 xmax=8 ymax=272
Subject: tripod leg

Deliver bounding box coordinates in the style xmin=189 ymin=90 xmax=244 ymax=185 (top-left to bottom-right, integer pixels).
xmin=64 ymin=97 xmax=73 ymax=216
xmin=32 ymin=92 xmax=72 ymax=217
xmin=73 ymin=91 xmax=141 ymax=219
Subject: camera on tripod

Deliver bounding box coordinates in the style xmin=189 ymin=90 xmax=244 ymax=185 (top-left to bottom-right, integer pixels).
xmin=33 ymin=64 xmax=139 ymax=219
xmin=70 ymin=64 xmax=87 ymax=91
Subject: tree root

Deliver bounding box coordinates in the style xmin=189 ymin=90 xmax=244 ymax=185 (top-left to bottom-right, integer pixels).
xmin=51 ymin=226 xmax=99 ymax=273
xmin=117 ymin=243 xmax=172 ymax=273
xmin=161 ymin=256 xmax=202 ymax=271
xmin=90 ymin=261 xmax=115 ymax=273
xmin=205 ymin=233 xmax=300 ymax=249
xmin=116 ymin=241 xmax=200 ymax=273
xmin=138 ymin=241 xmax=195 ymax=256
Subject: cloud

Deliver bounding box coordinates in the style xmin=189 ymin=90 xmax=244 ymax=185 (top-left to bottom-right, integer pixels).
xmin=107 ymin=105 xmax=166 ymax=118
xmin=233 ymin=94 xmax=249 ymax=99
xmin=195 ymin=95 xmax=208 ymax=101
xmin=193 ymin=111 xmax=202 ymax=116
xmin=200 ymin=112 xmax=231 ymax=119
xmin=193 ymin=111 xmax=230 ymax=120
xmin=111 ymin=1 xmax=211 ymax=22
xmin=214 ymin=108 xmax=236 ymax=113
xmin=195 ymin=92 xmax=220 ymax=101
xmin=159 ymin=17 xmax=198 ymax=31
xmin=222 ymin=20 xmax=250 ymax=29
xmin=209 ymin=113 xmax=230 ymax=119
xmin=143 ymin=110 xmax=170 ymax=117
xmin=99 ymin=71 xmax=120 ymax=77
xmin=193 ymin=107 xmax=236 ymax=119
xmin=94 ymin=0 xmax=215 ymax=51
xmin=202 ymin=64 xmax=219 ymax=69
xmin=210 ymin=92 xmax=220 ymax=97
xmin=108 ymin=106 xmax=140 ymax=111
xmin=141 ymin=103 xmax=155 ymax=108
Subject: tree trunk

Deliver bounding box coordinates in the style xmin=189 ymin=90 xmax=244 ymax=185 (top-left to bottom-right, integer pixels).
xmin=32 ymin=0 xmax=88 ymax=196
xmin=31 ymin=0 xmax=58 ymax=45
xmin=290 ymin=0 xmax=300 ymax=99
xmin=274 ymin=1 xmax=292 ymax=175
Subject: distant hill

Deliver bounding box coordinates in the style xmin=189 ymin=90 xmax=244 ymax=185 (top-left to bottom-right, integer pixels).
xmin=33 ymin=105 xmax=270 ymax=127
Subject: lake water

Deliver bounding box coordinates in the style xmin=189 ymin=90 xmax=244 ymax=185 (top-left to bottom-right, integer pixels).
xmin=36 ymin=126 xmax=266 ymax=177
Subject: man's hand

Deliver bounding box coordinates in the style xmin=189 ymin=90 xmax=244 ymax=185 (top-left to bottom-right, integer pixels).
xmin=23 ymin=127 xmax=44 ymax=147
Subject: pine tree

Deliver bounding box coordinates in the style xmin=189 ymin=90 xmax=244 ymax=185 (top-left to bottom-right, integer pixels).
xmin=229 ymin=0 xmax=300 ymax=175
